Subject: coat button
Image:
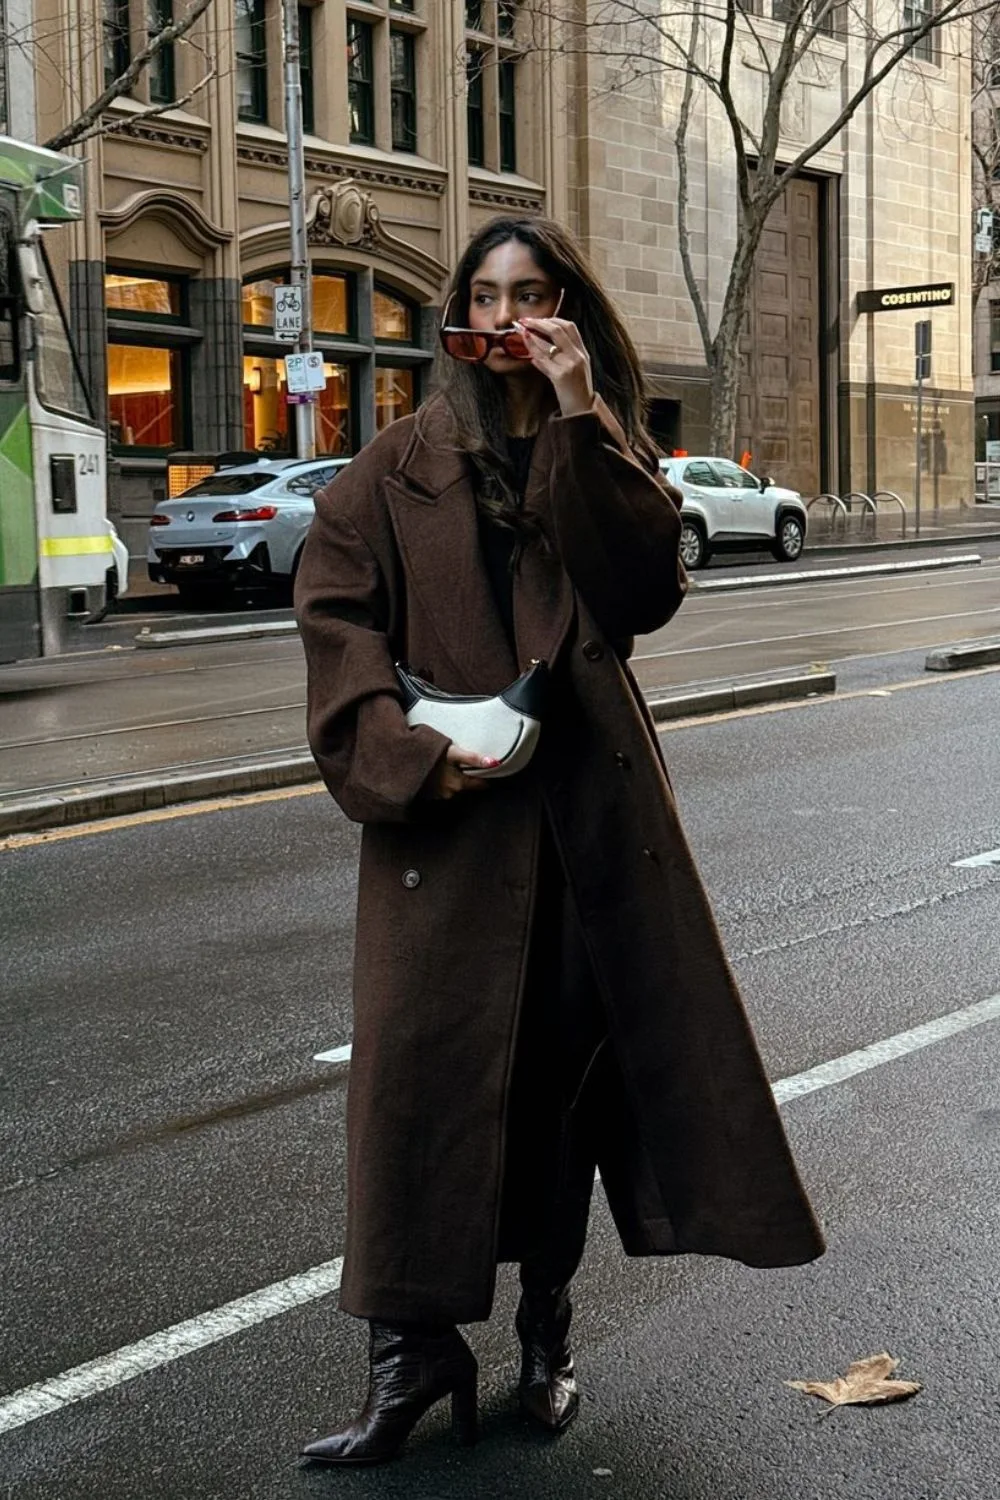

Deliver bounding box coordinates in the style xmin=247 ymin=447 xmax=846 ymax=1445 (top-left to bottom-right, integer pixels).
xmin=582 ymin=640 xmax=604 ymax=662
xmin=615 ymin=751 xmax=631 ymax=770
xmin=402 ymin=869 xmax=421 ymax=889
xmin=641 ymin=846 xmax=658 ymax=863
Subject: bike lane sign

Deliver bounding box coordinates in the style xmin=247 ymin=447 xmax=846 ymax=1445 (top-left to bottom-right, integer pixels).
xmin=274 ymin=285 xmax=303 ymax=342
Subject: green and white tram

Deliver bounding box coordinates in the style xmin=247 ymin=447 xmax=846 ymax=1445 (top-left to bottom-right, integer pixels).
xmin=0 ymin=136 xmax=115 ymax=662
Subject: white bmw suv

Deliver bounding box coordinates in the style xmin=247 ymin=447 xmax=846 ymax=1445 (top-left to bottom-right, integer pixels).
xmin=660 ymin=456 xmax=808 ymax=570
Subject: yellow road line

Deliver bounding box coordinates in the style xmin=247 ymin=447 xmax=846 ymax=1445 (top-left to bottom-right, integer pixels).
xmin=3 ymin=660 xmax=998 ymax=850
xmin=0 ymin=782 xmax=324 ymax=851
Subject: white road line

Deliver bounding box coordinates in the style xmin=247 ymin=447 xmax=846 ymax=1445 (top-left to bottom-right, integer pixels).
xmin=635 ymin=604 xmax=1000 ymax=662
xmin=951 ymin=848 xmax=1000 ymax=869
xmin=0 ymin=1258 xmax=343 ymax=1438
xmin=773 ymin=993 xmax=1000 ymax=1103
xmin=3 ymin=993 xmax=1000 ymax=1440
xmin=643 ymin=564 xmax=1000 ymax=624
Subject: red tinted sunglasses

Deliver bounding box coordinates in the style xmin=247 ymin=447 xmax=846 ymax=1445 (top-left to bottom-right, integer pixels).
xmin=439 ymin=289 xmax=564 ymax=363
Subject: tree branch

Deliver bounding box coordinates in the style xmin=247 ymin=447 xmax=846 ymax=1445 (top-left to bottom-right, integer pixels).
xmin=44 ymin=0 xmax=216 ymax=152
xmin=65 ymin=68 xmax=218 ymax=148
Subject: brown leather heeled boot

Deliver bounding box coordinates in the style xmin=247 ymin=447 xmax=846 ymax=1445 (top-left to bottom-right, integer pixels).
xmin=301 ymin=1321 xmax=478 ymax=1466
xmin=515 ymin=1287 xmax=579 ymax=1432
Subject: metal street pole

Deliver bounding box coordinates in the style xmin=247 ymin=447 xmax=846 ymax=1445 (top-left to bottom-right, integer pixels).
xmin=914 ymin=320 xmax=931 ymax=539
xmin=282 ymin=0 xmax=315 ymax=458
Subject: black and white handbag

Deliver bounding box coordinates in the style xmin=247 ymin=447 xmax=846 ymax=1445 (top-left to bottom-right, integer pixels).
xmin=395 ymin=659 xmax=549 ymax=779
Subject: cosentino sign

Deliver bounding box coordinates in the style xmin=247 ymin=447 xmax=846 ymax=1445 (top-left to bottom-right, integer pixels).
xmin=857 ymin=282 xmax=955 ymax=313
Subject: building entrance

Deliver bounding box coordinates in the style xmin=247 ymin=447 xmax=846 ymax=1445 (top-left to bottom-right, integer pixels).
xmin=738 ymin=178 xmax=822 ymax=496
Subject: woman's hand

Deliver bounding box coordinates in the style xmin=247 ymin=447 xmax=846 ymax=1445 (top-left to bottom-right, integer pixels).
xmin=422 ymin=743 xmax=498 ymax=799
xmin=516 ymin=316 xmax=595 ymax=419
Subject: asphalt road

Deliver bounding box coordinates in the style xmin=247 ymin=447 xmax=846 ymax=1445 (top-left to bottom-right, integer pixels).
xmin=2 ymin=656 xmax=999 ymax=1498
xmin=2 ymin=547 xmax=999 ymax=796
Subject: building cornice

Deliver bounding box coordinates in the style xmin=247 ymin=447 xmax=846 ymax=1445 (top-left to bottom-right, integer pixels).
xmin=103 ymin=117 xmax=210 ymax=154
xmin=237 ymin=142 xmax=447 ymax=197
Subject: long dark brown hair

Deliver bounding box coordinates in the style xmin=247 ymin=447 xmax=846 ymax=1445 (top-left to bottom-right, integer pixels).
xmin=428 ymin=215 xmax=659 ymax=540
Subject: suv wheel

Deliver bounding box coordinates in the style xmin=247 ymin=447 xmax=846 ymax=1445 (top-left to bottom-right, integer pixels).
xmin=772 ymin=513 xmax=805 ymax=562
xmin=679 ymin=519 xmax=709 ymax=570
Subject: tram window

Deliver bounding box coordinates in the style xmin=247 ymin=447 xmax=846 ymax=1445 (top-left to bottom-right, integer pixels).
xmin=0 ymin=213 xmax=19 ymax=382
xmin=0 ymin=298 xmax=18 ymax=382
xmin=35 ymin=250 xmax=92 ymax=421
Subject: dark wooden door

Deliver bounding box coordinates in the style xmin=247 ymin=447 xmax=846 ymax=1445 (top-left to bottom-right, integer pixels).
xmin=738 ymin=179 xmax=821 ymax=496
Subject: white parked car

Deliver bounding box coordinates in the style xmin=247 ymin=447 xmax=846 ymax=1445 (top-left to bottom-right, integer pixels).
xmin=147 ymin=456 xmax=351 ymax=603
xmin=659 ymin=456 xmax=808 ymax=570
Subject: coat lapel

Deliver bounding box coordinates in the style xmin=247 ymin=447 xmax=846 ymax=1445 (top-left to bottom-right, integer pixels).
xmin=386 ymin=399 xmax=576 ymax=693
xmin=385 ymin=401 xmax=515 ymax=693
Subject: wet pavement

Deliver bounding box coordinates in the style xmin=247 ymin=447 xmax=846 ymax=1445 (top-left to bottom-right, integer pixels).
xmin=2 ymin=546 xmax=999 ymax=800
xmin=2 ymin=668 xmax=998 ymax=1497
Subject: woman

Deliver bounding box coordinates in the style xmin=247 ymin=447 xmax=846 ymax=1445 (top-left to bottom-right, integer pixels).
xmin=294 ymin=216 xmax=823 ymax=1466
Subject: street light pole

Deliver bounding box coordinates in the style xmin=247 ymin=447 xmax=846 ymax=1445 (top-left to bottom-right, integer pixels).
xmin=282 ymin=0 xmax=315 ymax=458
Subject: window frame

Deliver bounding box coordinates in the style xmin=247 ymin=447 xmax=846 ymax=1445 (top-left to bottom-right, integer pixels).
xmin=103 ymin=0 xmax=131 ymax=90
xmin=373 ymin=283 xmax=417 ymax=345
xmin=299 ymin=4 xmax=315 ymax=133
xmin=389 ymin=27 xmax=417 ymax=153
xmin=499 ymin=57 xmax=517 ymax=173
xmin=990 ymin=301 xmax=1000 ymax=373
xmin=106 ymin=265 xmax=192 ymax=455
xmin=106 ymin=271 xmax=186 ymax=325
xmin=147 ymin=0 xmax=175 ymax=105
xmin=347 ymin=18 xmax=376 ymax=145
xmin=466 ymin=47 xmax=485 ymax=168
xmin=903 ymin=0 xmax=937 ymax=65
xmin=235 ymin=0 xmax=268 ymax=124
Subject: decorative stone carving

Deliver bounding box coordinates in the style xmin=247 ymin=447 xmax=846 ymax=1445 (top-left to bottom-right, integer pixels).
xmin=240 ymin=178 xmax=448 ymax=291
xmin=310 ymin=180 xmax=378 ymax=249
xmin=99 ymin=189 xmax=232 ymax=254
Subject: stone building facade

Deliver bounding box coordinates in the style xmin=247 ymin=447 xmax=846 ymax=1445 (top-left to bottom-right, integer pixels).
xmin=566 ymin=1 xmax=973 ymax=507
xmin=34 ymin=0 xmax=569 ymax=553
xmin=32 ymin=1 xmax=973 ymax=549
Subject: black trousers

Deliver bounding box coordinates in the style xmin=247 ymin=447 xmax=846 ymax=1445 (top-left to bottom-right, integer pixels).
xmin=498 ymin=812 xmax=610 ymax=1293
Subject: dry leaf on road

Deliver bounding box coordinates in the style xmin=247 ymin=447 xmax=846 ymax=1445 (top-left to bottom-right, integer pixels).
xmin=786 ymin=1353 xmax=921 ymax=1412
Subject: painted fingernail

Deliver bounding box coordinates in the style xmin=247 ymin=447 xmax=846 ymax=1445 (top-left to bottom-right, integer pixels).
xmin=481 ymin=757 xmax=500 ymax=768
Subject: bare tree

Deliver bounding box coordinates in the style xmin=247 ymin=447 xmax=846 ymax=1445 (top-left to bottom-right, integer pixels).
xmin=527 ymin=0 xmax=996 ymax=454
xmin=1 ymin=0 xmax=219 ymax=152
xmin=971 ymin=11 xmax=1000 ymax=301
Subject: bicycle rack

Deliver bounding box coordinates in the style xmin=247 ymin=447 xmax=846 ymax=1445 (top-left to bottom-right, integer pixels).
xmin=841 ymin=492 xmax=878 ymax=530
xmin=871 ymin=490 xmax=908 ymax=539
xmin=806 ymin=493 xmax=849 ymax=534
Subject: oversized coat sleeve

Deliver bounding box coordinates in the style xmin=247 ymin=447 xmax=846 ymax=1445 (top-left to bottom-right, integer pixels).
xmin=294 ymin=482 xmax=451 ymax=824
xmin=545 ymin=401 xmax=688 ymax=640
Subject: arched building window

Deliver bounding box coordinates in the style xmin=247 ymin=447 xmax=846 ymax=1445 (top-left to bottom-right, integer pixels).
xmin=240 ymin=270 xmax=431 ymax=455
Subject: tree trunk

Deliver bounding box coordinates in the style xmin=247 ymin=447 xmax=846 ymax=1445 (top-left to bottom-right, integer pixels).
xmin=707 ymin=221 xmax=765 ymax=458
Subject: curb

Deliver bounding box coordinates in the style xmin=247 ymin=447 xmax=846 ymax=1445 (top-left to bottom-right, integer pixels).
xmin=805 ymin=526 xmax=1000 ymax=557
xmin=647 ymin=669 xmax=836 ymax=721
xmin=0 ymin=669 xmax=837 ymax=836
xmin=925 ymin=637 xmax=1000 ymax=672
xmin=691 ymin=553 xmax=981 ymax=593
xmin=135 ymin=619 xmax=299 ymax=648
xmin=0 ymin=754 xmax=317 ymax=837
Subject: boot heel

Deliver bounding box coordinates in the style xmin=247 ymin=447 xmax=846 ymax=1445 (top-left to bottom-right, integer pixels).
xmin=451 ymin=1373 xmax=478 ymax=1446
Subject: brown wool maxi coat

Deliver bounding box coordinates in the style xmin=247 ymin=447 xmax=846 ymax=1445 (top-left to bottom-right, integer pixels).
xmin=295 ymin=394 xmax=824 ymax=1325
